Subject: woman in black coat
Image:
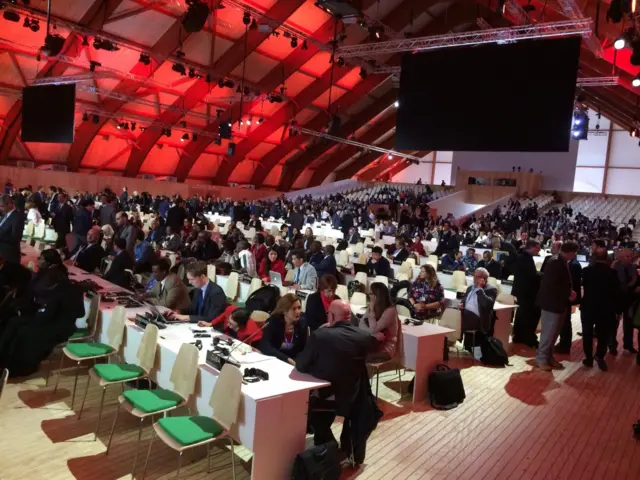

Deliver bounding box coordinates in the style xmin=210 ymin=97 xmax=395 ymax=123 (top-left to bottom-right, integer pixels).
xmin=260 ymin=293 xmax=306 ymax=366
xmin=0 ymin=265 xmax=85 ymax=377
xmin=305 ymin=274 xmax=340 ymax=332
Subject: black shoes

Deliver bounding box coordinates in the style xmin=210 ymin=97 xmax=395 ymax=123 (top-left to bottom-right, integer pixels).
xmin=624 ymin=346 xmax=639 ymax=354
xmin=596 ymin=357 xmax=608 ymax=371
xmin=554 ymin=346 xmax=571 ymax=355
xmin=609 ymin=347 xmax=618 ymax=356
xmin=636 ymin=354 xmax=640 ymax=366
xmin=582 ymin=358 xmax=593 ymax=368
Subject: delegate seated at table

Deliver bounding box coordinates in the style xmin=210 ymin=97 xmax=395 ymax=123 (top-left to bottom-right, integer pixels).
xmin=104 ymin=238 xmax=134 ymax=289
xmin=260 ymin=294 xmax=307 ymax=366
xmin=69 ymin=226 xmax=105 ymax=274
xmin=287 ymin=249 xmax=317 ymax=290
xmin=366 ymin=246 xmax=392 ymax=278
xmin=141 ymin=258 xmax=190 ymax=311
xmin=166 ymin=261 xmax=227 ymax=323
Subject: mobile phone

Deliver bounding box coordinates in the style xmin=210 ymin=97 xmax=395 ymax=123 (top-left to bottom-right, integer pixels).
xmin=244 ymin=377 xmax=260 ymax=383
xmin=194 ymin=333 xmax=211 ymax=338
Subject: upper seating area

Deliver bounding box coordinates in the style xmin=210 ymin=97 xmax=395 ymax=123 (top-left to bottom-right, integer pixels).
xmin=563 ymin=195 xmax=640 ymax=226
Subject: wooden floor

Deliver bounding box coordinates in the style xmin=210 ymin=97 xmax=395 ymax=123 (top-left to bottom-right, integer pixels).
xmin=2 ymin=312 xmax=640 ymax=480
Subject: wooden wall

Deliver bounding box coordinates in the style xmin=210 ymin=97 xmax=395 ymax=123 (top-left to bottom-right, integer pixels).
xmin=455 ymin=170 xmax=542 ymax=203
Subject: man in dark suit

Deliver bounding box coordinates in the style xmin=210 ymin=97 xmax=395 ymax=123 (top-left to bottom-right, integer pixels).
xmin=0 ymin=195 xmax=24 ymax=264
xmin=346 ymin=227 xmax=361 ymax=245
xmin=311 ymin=244 xmax=338 ymax=279
xmin=70 ymin=226 xmax=105 ymax=273
xmin=104 ymin=237 xmax=134 ymax=288
xmin=52 ymin=193 xmax=73 ymax=249
xmin=477 ymin=250 xmax=501 ymax=279
xmin=168 ymin=260 xmax=227 ymax=323
xmin=581 ymin=252 xmax=622 ymax=371
xmin=434 ymin=222 xmax=454 ymax=256
xmin=166 ymin=199 xmax=188 ymax=233
xmin=512 ymin=239 xmax=542 ymax=348
xmin=296 ymin=300 xmax=376 ymax=446
xmin=367 ymin=246 xmax=392 ymax=277
xmin=555 ymin=256 xmax=582 ymax=354
xmin=459 ymin=267 xmax=498 ymax=353
xmin=248 ymin=214 xmax=262 ymax=231
xmin=288 ymin=207 xmax=304 ymax=233
xmin=536 ymin=241 xmax=578 ymax=371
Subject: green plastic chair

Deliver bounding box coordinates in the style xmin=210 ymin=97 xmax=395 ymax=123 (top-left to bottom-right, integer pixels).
xmin=105 ymin=343 xmax=199 ymax=475
xmin=141 ymin=364 xmax=243 ymax=480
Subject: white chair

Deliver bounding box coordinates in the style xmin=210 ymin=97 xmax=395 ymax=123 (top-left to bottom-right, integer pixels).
xmin=33 ymin=222 xmax=45 ymax=239
xmin=225 ymin=272 xmax=239 ymax=301
xmin=248 ymin=277 xmax=263 ymax=297
xmin=374 ymin=275 xmax=389 ymax=287
xmin=336 ymin=284 xmax=349 ymax=301
xmin=207 ymin=264 xmax=216 ymax=282
xmin=396 ymin=304 xmax=411 ymax=317
xmin=338 ymin=250 xmax=349 ymax=267
xmin=350 ymin=292 xmax=367 ymax=306
xmin=451 ymin=271 xmax=468 ymax=291
xmin=142 ymin=364 xmax=243 ymax=479
xmin=355 ymin=272 xmax=368 ymax=286
xmin=438 ymin=307 xmax=461 ymax=345
xmin=0 ymin=368 xmax=8 ymax=405
xmin=251 ymin=310 xmax=270 ymax=324
xmin=395 ymin=273 xmax=409 ymax=282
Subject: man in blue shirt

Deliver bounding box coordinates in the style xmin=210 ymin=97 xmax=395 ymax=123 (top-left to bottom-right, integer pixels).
xmin=133 ymin=230 xmax=154 ymax=274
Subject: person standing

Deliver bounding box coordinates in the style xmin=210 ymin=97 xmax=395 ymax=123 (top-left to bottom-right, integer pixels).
xmin=0 ymin=195 xmax=23 ymax=264
xmin=580 ymin=252 xmax=622 ymax=371
xmin=512 ymin=239 xmax=542 ymax=347
xmin=536 ymin=241 xmax=578 ymax=371
xmin=52 ymin=192 xmax=73 ymax=250
xmin=612 ymin=248 xmax=638 ymax=354
xmin=555 ymin=254 xmax=582 ymax=354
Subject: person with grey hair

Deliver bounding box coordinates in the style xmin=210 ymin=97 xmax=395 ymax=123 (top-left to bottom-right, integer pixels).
xmin=458 ymin=267 xmax=498 ymax=354
xmin=69 ymin=226 xmax=105 ymax=273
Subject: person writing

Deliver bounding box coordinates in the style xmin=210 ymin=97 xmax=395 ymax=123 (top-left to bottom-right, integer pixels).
xmin=258 ymin=247 xmax=285 ymax=282
xmin=205 ymin=308 xmax=263 ymax=348
xmin=260 ymin=293 xmax=306 ymax=366
xmin=362 ymin=282 xmax=401 ymax=362
xmin=409 ymin=265 xmax=445 ymax=322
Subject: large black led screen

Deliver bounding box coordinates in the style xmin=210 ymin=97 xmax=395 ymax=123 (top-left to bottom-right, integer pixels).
xmin=22 ymin=84 xmax=76 ymax=143
xmin=396 ymin=37 xmax=581 ymax=152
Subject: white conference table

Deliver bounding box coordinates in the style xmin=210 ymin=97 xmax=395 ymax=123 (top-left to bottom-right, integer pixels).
xmin=20 ymin=244 xmax=330 ymax=480
xmin=350 ymin=305 xmax=453 ymax=403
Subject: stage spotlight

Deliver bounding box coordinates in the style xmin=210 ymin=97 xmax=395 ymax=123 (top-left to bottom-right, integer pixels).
xmin=193 ymin=133 xmax=198 ymax=141
xmin=117 ymin=122 xmax=122 ymax=130
xmin=40 ymin=34 xmax=65 ymax=57
xmin=172 ymin=63 xmax=187 ymax=76
xmin=131 ymin=122 xmax=136 ymax=131
xmin=123 ymin=122 xmax=130 ymax=130
xmin=139 ymin=53 xmax=151 ymax=65
xmin=394 ymin=100 xmax=399 ymax=108
xmin=93 ymin=38 xmax=119 ymax=51
xmin=92 ymin=114 xmax=99 ymax=124
xmin=336 ymin=57 xmax=345 ymax=67
xmin=614 ymin=36 xmax=626 ymax=50
xmin=164 ymin=128 xmax=172 ymax=138
xmin=633 ymin=74 xmax=640 ymax=87
xmin=181 ymin=133 xmax=189 ymax=142
xmin=81 ymin=36 xmax=89 ymax=46
xmin=242 ymin=11 xmax=251 ymax=26
xmin=359 ymin=67 xmax=367 ymax=79
xmin=257 ymin=117 xmax=264 ymax=124
xmin=606 ymin=0 xmax=629 ymax=24
xmin=188 ymin=68 xmax=196 ymax=78
xmin=218 ymin=78 xmax=225 ymax=88
xmin=291 ymin=37 xmax=298 ymax=48
xmin=3 ymin=10 xmax=20 ymax=22
xmin=249 ymin=18 xmax=258 ymax=30
xmin=224 ymin=79 xmax=235 ymax=88
xmin=571 ymin=110 xmax=589 ymax=140
xmin=89 ymin=60 xmax=101 ymax=72
xmin=82 ymin=112 xmax=88 ymax=122
xmin=387 ymin=154 xmax=393 ymax=160
xmin=301 ymin=40 xmax=308 ymax=50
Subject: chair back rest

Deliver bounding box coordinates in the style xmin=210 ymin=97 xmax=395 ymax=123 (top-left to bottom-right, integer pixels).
xmin=250 ymin=310 xmax=270 ymax=324
xmin=338 ymin=250 xmax=349 ymax=267
xmin=396 ymin=273 xmax=409 ymax=282
xmin=356 ymin=253 xmax=366 ymax=265
xmin=24 ymin=223 xmax=34 ymax=237
xmin=451 ymin=271 xmax=467 ymax=290
xmin=0 ymin=368 xmax=8 ymax=404
xmin=405 ymin=258 xmax=416 ymax=268
xmin=137 ymin=323 xmax=159 ymax=374
xmin=225 ymin=272 xmax=239 ymax=300
xmin=44 ymin=228 xmax=58 ymax=242
xmin=33 ymin=222 xmax=45 ymax=239
xmin=248 ymin=277 xmax=263 ymax=297
xmin=285 ymin=269 xmax=294 ymax=283
xmin=354 ymin=243 xmax=364 ymax=254
xmin=350 ymin=292 xmax=367 ymax=306
xmin=354 ymin=272 xmax=367 ymax=286
xmin=336 ymin=284 xmax=349 ymax=301
xmin=171 ymin=343 xmax=200 ymax=401
xmin=106 ymin=306 xmax=127 ymax=351
xmin=373 ymin=276 xmax=388 ymax=288
xmin=210 ymin=364 xmax=243 ymax=431
xmin=169 ymin=253 xmax=177 ymax=268
xmin=207 ymin=264 xmax=216 ymax=282
xmin=438 ymin=307 xmax=461 ymax=342
xmin=396 ymin=287 xmax=408 ymax=299
xmin=86 ymin=295 xmax=101 ymax=337
xmin=396 ymin=304 xmax=411 ymax=317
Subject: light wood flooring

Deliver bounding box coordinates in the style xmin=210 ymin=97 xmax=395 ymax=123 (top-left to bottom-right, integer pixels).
xmin=1 ymin=312 xmax=640 ymax=480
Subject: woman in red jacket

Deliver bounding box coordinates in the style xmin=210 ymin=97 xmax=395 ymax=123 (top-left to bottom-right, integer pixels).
xmin=259 ymin=247 xmax=285 ymax=282
xmin=200 ymin=306 xmax=263 ymax=348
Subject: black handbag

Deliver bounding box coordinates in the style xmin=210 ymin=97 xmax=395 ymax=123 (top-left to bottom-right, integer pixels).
xmin=428 ymin=364 xmax=466 ymax=410
xmin=292 ymin=440 xmax=341 ymax=480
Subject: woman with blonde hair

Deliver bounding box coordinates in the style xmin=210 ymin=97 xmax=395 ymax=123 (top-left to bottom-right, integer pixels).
xmin=260 ymin=293 xmax=306 ymax=365
xmin=409 ymin=264 xmax=445 ymax=321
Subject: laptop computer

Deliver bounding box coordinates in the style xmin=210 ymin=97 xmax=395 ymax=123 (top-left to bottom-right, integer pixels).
xmin=269 ymin=271 xmax=283 ymax=287
xmin=354 ymin=263 xmax=368 ymax=274
xmin=145 ymin=302 xmax=180 ymax=324
xmin=577 ymin=254 xmax=587 ymax=263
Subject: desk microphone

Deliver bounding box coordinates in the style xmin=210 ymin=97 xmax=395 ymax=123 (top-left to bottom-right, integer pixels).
xmin=225 ymin=319 xmax=270 ymax=357
xmin=206 ymin=319 xmax=270 ymax=370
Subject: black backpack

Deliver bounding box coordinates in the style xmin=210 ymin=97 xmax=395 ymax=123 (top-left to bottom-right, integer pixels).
xmin=428 ymin=364 xmax=466 ymax=410
xmin=244 ymin=285 xmax=280 ymax=315
xmin=390 ymin=280 xmax=411 ymax=301
xmin=480 ymin=336 xmax=510 ymax=367
xmin=292 ymin=441 xmax=340 ymax=480
xmin=347 ymin=280 xmax=365 ymax=298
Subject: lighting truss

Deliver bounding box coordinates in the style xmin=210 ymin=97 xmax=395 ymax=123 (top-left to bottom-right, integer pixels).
xmin=290 ymin=126 xmax=424 ymax=162
xmin=30 ymin=73 xmax=117 ymax=86
xmin=576 ymin=76 xmax=619 ymax=87
xmin=476 ymin=18 xmax=492 ymax=30
xmin=557 ymin=0 xmax=603 ymax=58
xmin=335 ymin=19 xmax=593 ymax=58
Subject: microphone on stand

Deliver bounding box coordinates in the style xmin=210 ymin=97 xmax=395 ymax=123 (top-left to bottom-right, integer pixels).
xmin=206 ymin=317 xmax=270 ymax=370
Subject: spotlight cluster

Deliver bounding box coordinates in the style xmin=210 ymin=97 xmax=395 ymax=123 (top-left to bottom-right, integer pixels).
xmin=571 ymin=109 xmax=589 ymax=140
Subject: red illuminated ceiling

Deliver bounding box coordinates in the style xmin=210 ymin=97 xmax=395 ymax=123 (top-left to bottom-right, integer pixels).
xmin=0 ymin=0 xmax=638 ymax=190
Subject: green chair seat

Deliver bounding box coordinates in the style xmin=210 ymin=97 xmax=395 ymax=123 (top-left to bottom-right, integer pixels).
xmin=69 ymin=328 xmax=90 ymax=340
xmin=66 ymin=342 xmax=114 ymax=358
xmin=229 ymin=300 xmax=245 ymax=308
xmin=158 ymin=416 xmax=223 ymax=446
xmin=123 ymin=388 xmax=183 ymax=413
xmin=93 ymin=363 xmax=144 ymax=382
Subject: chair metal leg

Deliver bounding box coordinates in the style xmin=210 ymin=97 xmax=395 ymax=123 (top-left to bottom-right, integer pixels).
xmin=94 ymin=387 xmax=107 ymax=441
xmin=397 ymin=367 xmax=403 ymax=396
xmin=375 ymin=368 xmax=380 ymax=399
xmin=176 ymin=451 xmax=183 ymax=479
xmin=70 ymin=361 xmax=82 ymax=409
xmin=52 ymin=353 xmax=65 ymax=394
xmin=132 ymin=418 xmax=144 ymax=474
xmin=229 ymin=437 xmax=236 ymax=480
xmin=207 ymin=442 xmax=212 ymax=473
xmin=142 ymin=427 xmax=155 ymax=479
xmin=105 ymin=402 xmax=121 ymax=455
xmin=45 ymin=354 xmax=54 ymax=385
xmin=77 ymin=374 xmax=91 ymax=420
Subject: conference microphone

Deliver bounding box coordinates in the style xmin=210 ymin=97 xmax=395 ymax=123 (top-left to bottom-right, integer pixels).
xmin=206 ymin=317 xmax=270 ymax=370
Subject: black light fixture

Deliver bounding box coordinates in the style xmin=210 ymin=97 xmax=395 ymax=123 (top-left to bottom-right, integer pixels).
xmin=571 ymin=109 xmax=589 ymax=140
xmin=93 ymin=37 xmax=119 ymax=51
xmin=183 ymin=0 xmax=209 ymax=32
xmin=291 ymin=37 xmax=298 ymax=48
xmin=632 ymin=73 xmax=640 ymax=87
xmin=242 ymin=11 xmax=251 ymax=26
xmin=40 ymin=33 xmax=65 ymax=57
xmin=123 ymin=122 xmax=130 ymax=130
xmin=3 ymin=10 xmax=20 ymax=22
xmin=81 ymin=36 xmax=89 ymax=46
xmin=172 ymin=63 xmax=187 ymax=76
xmin=258 ymin=117 xmax=264 ymax=124
xmin=607 ymin=0 xmax=630 ymax=24
xmin=336 ymin=57 xmax=345 ymax=67
xmin=205 ymin=73 xmax=212 ymax=83
xmin=131 ymin=122 xmax=136 ymax=131
xmin=116 ymin=122 xmax=123 ymax=130
xmin=164 ymin=128 xmax=172 ymax=138
xmin=181 ymin=133 xmax=189 ymax=142
xmin=139 ymin=53 xmax=151 ymax=65
xmin=193 ymin=133 xmax=198 ymax=141
xmin=92 ymin=114 xmax=99 ymax=124
xmin=89 ymin=60 xmax=101 ymax=72
xmin=246 ymin=116 xmax=252 ymax=126
xmin=82 ymin=112 xmax=88 ymax=122
xmin=249 ymin=18 xmax=258 ymax=30
xmin=359 ymin=67 xmax=367 ymax=79
xmin=188 ymin=68 xmax=196 ymax=78
xmin=301 ymin=39 xmax=308 ymax=50
xmin=218 ymin=78 xmax=225 ymax=88
xmin=224 ymin=79 xmax=235 ymax=88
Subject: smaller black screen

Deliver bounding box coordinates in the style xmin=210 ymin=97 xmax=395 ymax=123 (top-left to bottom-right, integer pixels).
xmin=22 ymin=84 xmax=76 ymax=143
